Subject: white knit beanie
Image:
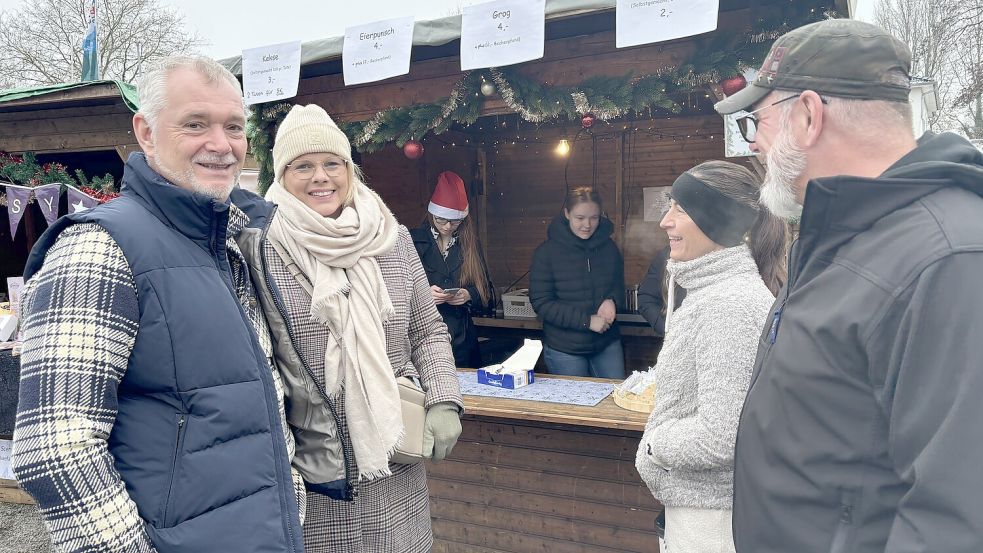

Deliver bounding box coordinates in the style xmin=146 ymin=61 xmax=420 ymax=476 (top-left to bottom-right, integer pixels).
xmin=272 ymin=104 xmax=352 ymax=182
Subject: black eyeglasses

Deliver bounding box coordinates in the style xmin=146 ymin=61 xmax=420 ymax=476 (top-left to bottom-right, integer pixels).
xmin=433 ymin=216 xmax=463 ymax=227
xmin=735 ymin=95 xmax=829 ymax=143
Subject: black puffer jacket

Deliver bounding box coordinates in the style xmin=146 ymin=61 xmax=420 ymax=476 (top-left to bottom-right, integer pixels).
xmin=529 ymin=214 xmax=624 ymax=356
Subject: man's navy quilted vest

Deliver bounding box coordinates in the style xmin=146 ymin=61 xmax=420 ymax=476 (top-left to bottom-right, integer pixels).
xmin=25 ymin=154 xmax=304 ymax=553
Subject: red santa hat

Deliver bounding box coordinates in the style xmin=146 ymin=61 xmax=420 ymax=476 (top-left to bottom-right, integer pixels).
xmin=428 ymin=171 xmax=469 ymax=220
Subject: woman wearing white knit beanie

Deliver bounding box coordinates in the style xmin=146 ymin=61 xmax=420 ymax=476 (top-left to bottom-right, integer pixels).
xmin=241 ymin=103 xmax=463 ymax=553
xmin=635 ymin=161 xmax=788 ymax=553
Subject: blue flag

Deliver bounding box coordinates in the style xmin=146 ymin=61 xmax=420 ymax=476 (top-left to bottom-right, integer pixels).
xmin=81 ymin=0 xmax=98 ymax=81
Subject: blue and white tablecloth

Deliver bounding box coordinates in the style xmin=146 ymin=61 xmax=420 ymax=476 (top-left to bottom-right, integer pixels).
xmin=457 ymin=371 xmax=614 ymax=407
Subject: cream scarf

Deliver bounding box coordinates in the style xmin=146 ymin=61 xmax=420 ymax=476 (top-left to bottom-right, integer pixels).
xmin=266 ymin=180 xmax=401 ymax=480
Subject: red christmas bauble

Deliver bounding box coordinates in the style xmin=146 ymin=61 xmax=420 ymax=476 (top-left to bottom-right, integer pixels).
xmin=403 ymin=140 xmax=424 ymax=160
xmin=581 ymin=113 xmax=595 ymax=129
xmin=720 ymin=75 xmax=748 ymax=96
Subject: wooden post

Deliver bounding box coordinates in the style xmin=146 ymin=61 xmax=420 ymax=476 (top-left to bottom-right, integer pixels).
xmin=477 ymin=148 xmax=489 ymax=258
xmin=23 ymin=204 xmax=38 ymax=254
xmin=614 ymin=130 xmax=625 ymax=251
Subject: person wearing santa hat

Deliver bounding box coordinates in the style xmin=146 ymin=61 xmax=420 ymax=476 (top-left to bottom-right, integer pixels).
xmin=411 ymin=171 xmax=495 ymax=368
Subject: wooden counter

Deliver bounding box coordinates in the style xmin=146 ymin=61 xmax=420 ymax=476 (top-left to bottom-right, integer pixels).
xmin=3 ymin=362 xmax=664 ymax=552
xmin=459 ymin=371 xmax=649 ymax=432
xmin=472 ymin=317 xmax=663 ymax=373
xmin=473 ymin=316 xmax=659 ymax=338
xmin=428 ymin=371 xmax=662 ymax=553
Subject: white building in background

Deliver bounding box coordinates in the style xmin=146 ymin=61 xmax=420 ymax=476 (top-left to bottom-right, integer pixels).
xmin=909 ymin=77 xmax=939 ymax=137
xmin=851 ymin=0 xmax=940 ymax=137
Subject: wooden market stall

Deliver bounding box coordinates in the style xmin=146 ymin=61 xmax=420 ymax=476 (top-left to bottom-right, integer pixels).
xmin=225 ymin=0 xmax=844 ymax=370
xmin=0 ymin=81 xmax=139 ymax=292
xmin=220 ymin=1 xmax=848 ymax=551
xmin=1 ymin=3 xmax=854 ymax=552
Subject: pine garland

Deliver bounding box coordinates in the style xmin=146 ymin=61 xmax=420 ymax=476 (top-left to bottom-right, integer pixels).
xmin=0 ymin=151 xmax=117 ymax=192
xmin=246 ymin=2 xmax=837 ymax=193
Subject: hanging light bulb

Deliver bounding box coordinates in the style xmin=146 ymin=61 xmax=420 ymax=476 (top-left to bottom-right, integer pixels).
xmin=555 ymin=138 xmax=570 ymax=157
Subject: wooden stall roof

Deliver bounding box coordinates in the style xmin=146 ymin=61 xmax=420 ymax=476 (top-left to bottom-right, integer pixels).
xmin=0 ymin=81 xmax=139 ymax=155
xmin=0 ymin=81 xmax=138 ymax=113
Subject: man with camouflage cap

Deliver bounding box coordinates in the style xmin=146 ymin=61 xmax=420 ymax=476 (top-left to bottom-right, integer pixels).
xmin=717 ymin=18 xmax=983 ymax=553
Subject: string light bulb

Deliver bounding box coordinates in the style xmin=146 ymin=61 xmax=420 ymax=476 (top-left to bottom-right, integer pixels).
xmin=555 ymin=139 xmax=571 ymax=157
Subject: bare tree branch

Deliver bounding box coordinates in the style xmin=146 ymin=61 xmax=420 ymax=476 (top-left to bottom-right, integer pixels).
xmin=876 ymin=0 xmax=983 ymax=136
xmin=0 ymin=0 xmax=206 ymax=87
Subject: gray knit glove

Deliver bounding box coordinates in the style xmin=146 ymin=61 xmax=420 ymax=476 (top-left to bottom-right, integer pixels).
xmin=423 ymin=402 xmax=462 ymax=462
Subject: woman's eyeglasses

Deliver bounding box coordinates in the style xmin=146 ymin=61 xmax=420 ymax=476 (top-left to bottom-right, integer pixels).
xmin=433 ymin=216 xmax=464 ymax=227
xmin=286 ymin=160 xmax=348 ymax=179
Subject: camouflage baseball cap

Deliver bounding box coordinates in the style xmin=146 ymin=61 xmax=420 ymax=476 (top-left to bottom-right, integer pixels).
xmin=715 ymin=19 xmax=912 ymax=115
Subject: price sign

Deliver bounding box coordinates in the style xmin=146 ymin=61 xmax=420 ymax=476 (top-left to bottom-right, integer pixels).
xmin=0 ymin=440 xmax=13 ymax=481
xmin=343 ymin=16 xmax=415 ymax=86
xmin=242 ymin=41 xmax=302 ymax=105
xmin=616 ymin=0 xmax=719 ymax=48
xmin=460 ymin=0 xmax=545 ymax=71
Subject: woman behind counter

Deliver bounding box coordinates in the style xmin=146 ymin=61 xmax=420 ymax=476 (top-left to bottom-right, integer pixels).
xmin=529 ymin=186 xmax=626 ymax=379
xmin=635 ymin=161 xmax=787 ymax=553
xmin=237 ymin=104 xmax=463 ymax=553
xmin=411 ymin=171 xmax=494 ymax=368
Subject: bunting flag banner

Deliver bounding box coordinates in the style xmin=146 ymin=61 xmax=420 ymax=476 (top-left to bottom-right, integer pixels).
xmin=5 ymin=185 xmax=32 ymax=241
xmin=1 ymin=182 xmax=107 ymax=240
xmin=33 ymin=184 xmax=61 ymax=226
xmin=81 ymin=0 xmax=99 ymax=81
xmin=66 ymin=185 xmax=100 ymax=214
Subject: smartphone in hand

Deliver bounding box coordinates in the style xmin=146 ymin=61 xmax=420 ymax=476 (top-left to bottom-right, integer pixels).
xmin=441 ymin=287 xmax=462 ymax=295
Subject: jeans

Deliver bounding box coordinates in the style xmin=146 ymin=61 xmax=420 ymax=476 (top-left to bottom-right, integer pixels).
xmin=544 ymin=339 xmax=625 ymax=379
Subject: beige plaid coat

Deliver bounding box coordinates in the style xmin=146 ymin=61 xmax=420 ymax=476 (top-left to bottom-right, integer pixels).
xmin=243 ymin=219 xmax=462 ymax=553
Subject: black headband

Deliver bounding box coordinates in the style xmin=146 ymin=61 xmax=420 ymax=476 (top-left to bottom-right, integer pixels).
xmin=670 ymin=172 xmax=759 ymax=247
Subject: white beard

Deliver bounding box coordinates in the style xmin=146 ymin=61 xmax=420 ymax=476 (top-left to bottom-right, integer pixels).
xmin=152 ymin=152 xmax=239 ymax=202
xmin=759 ymin=125 xmax=806 ymax=220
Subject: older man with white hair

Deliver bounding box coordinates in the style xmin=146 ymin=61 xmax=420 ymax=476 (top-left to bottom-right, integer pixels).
xmin=716 ymin=18 xmax=983 ymax=553
xmin=12 ymin=56 xmax=305 ymax=553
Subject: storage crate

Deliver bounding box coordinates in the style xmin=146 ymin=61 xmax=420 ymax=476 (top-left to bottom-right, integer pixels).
xmin=502 ymin=289 xmax=537 ymax=320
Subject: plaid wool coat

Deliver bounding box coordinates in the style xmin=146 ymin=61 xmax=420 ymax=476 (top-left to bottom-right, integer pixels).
xmin=242 ymin=216 xmax=462 ymax=553
xmin=12 ymin=204 xmax=306 ymax=553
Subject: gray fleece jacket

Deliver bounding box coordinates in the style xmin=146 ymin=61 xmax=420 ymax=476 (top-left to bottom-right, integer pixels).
xmin=635 ymin=245 xmax=774 ymax=509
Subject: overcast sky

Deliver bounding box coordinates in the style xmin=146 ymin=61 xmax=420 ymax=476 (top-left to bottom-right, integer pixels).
xmin=0 ymin=1 xmax=467 ymax=59
xmin=0 ymin=0 xmax=877 ymax=60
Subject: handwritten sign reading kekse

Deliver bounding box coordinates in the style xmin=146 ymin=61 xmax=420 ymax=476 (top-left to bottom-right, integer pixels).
xmin=343 ymin=16 xmax=414 ymax=86
xmin=242 ymin=41 xmax=302 ymax=105
xmin=460 ymin=0 xmax=545 ymax=71
xmin=616 ymin=0 xmax=719 ymax=48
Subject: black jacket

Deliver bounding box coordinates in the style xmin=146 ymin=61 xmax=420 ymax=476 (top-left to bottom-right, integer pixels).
xmin=410 ymin=223 xmax=493 ymax=367
xmin=529 ymin=214 xmax=624 ymax=356
xmin=637 ymin=247 xmax=686 ymax=335
xmin=734 ymin=133 xmax=983 ymax=553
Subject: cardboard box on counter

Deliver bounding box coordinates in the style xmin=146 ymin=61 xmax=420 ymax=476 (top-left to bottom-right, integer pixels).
xmin=477 ymin=338 xmax=542 ymax=389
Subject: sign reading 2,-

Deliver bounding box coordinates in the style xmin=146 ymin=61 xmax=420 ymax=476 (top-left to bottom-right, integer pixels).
xmin=615 ymin=0 xmax=720 ymax=48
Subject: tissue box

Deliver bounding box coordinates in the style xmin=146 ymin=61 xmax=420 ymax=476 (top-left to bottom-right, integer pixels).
xmin=477 ymin=366 xmax=535 ymax=389
xmin=476 ymin=338 xmax=542 ymax=389
xmin=0 ymin=314 xmax=17 ymax=342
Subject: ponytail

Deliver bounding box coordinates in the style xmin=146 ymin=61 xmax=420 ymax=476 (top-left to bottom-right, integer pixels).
xmin=684 ymin=160 xmax=789 ymax=295
xmin=747 ymin=209 xmax=788 ymax=295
